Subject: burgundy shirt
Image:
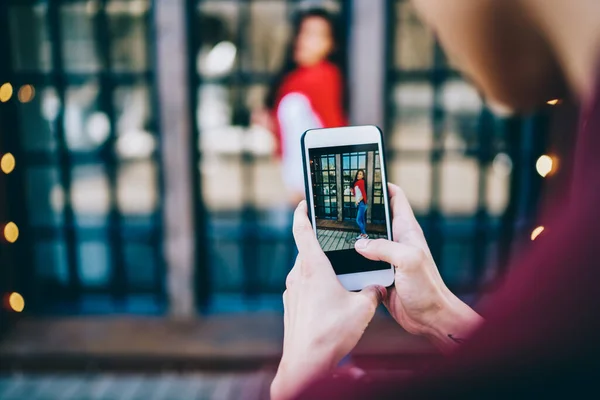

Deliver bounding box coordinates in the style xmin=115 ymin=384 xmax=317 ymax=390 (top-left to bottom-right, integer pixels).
xmin=300 ymin=72 xmax=600 ymax=398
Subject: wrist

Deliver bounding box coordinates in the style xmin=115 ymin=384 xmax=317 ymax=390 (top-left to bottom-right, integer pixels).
xmin=423 ymin=293 xmax=484 ymax=353
xmin=272 ymin=351 xmax=337 ymax=400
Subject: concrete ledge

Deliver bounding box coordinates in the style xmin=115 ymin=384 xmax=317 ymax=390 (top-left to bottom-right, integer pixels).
xmin=0 ymin=313 xmax=439 ymax=372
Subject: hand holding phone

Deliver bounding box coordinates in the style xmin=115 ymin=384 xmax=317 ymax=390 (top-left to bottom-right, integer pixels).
xmin=272 ymin=200 xmax=387 ymax=400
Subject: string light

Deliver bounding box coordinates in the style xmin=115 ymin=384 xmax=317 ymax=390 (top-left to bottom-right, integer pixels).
xmin=18 ymin=84 xmax=35 ymax=103
xmin=0 ymin=83 xmax=13 ymax=102
xmin=546 ymin=99 xmax=561 ymax=106
xmin=531 ymin=226 xmax=545 ymax=241
xmin=3 ymin=222 xmax=19 ymax=243
xmin=1 ymin=153 xmax=15 ymax=174
xmin=8 ymin=292 xmax=25 ymax=312
xmin=536 ymin=155 xmax=554 ymax=178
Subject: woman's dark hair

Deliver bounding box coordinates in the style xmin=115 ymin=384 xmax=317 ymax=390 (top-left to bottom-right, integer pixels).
xmin=265 ymin=8 xmax=349 ymax=112
xmin=352 ymin=169 xmax=366 ymax=192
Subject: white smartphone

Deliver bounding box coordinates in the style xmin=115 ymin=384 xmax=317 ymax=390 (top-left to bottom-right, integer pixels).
xmin=301 ymin=125 xmax=394 ymax=291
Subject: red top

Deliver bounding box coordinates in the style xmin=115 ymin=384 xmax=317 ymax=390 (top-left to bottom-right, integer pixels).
xmin=299 ymin=67 xmax=600 ymax=398
xmin=273 ymin=61 xmax=347 ymax=157
xmin=353 ymin=179 xmax=368 ymax=204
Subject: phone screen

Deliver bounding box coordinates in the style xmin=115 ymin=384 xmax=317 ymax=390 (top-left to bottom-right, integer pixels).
xmin=308 ymin=143 xmax=391 ymax=276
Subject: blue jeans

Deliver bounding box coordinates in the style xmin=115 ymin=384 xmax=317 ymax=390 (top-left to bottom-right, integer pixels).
xmin=356 ymin=201 xmax=367 ymax=234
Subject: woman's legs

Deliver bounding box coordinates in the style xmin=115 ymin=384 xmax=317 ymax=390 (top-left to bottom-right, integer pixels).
xmin=356 ymin=202 xmax=367 ymax=235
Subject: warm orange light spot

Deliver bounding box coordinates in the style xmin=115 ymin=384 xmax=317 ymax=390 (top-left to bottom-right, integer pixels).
xmin=4 ymin=222 xmax=19 ymax=243
xmin=546 ymin=99 xmax=561 ymax=106
xmin=536 ymin=155 xmax=554 ymax=178
xmin=18 ymin=84 xmax=35 ymax=103
xmin=1 ymin=153 xmax=15 ymax=174
xmin=8 ymin=292 xmax=25 ymax=312
xmin=531 ymin=226 xmax=545 ymax=241
xmin=0 ymin=83 xmax=13 ymax=102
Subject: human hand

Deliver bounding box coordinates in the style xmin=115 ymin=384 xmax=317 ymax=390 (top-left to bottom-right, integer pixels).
xmin=354 ymin=184 xmax=483 ymax=353
xmin=271 ymin=201 xmax=386 ymax=400
xmin=251 ymin=107 xmax=275 ymax=131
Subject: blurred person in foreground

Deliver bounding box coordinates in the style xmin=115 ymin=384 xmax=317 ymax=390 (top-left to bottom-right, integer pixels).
xmin=254 ymin=8 xmax=348 ymax=205
xmin=272 ymin=0 xmax=600 ymax=398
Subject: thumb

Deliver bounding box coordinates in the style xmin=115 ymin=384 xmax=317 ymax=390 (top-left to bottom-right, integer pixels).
xmin=355 ymin=238 xmax=413 ymax=267
xmin=358 ymin=285 xmax=387 ymax=312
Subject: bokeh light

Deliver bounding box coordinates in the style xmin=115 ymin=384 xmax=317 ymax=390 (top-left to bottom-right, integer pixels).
xmin=531 ymin=226 xmax=545 ymax=241
xmin=0 ymin=83 xmax=13 ymax=102
xmin=3 ymin=222 xmax=19 ymax=243
xmin=546 ymin=99 xmax=561 ymax=106
xmin=8 ymin=292 xmax=25 ymax=312
xmin=536 ymin=155 xmax=554 ymax=178
xmin=1 ymin=153 xmax=16 ymax=174
xmin=18 ymin=84 xmax=35 ymax=103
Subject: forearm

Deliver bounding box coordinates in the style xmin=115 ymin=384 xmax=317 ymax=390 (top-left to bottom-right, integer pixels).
xmin=424 ymin=294 xmax=484 ymax=354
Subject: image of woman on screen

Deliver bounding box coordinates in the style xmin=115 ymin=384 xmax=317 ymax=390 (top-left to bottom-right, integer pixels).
xmin=260 ymin=8 xmax=348 ymax=205
xmin=352 ymin=170 xmax=368 ymax=239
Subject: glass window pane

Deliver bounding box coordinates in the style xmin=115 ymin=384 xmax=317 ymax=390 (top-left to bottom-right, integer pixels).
xmin=440 ymin=156 xmax=478 ymax=215
xmin=19 ymin=86 xmax=57 ymax=151
xmin=201 ymin=155 xmax=244 ymax=211
xmin=65 ymin=81 xmax=107 ymax=152
xmin=125 ymin=244 xmax=156 ymax=289
xmin=114 ymin=84 xmax=156 ymax=160
xmin=390 ymin=82 xmax=434 ymax=152
xmin=394 ymin=1 xmax=434 ymax=70
xmin=359 ymin=155 xmax=366 ymax=169
xmin=9 ymin=5 xmax=52 ymax=72
xmin=486 ymin=162 xmax=510 ymax=216
xmin=108 ymin=0 xmax=150 ymax=72
xmin=117 ymin=160 xmax=158 ymax=215
xmin=79 ymin=242 xmax=110 ymax=287
xmin=35 ymin=240 xmax=68 ymax=286
xmin=61 ymin=3 xmax=102 ymax=72
xmin=25 ymin=167 xmax=64 ymax=226
xmin=196 ymin=1 xmax=239 ymax=78
xmin=246 ymin=1 xmax=288 ymax=73
xmin=390 ymin=158 xmax=432 ymax=214
xmin=71 ymin=164 xmax=111 ymax=226
xmin=351 ymin=157 xmax=357 ymax=169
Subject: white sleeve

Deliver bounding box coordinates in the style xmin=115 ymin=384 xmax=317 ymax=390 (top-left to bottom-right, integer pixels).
xmin=277 ymin=93 xmax=323 ymax=194
xmin=355 ymin=186 xmax=363 ymax=202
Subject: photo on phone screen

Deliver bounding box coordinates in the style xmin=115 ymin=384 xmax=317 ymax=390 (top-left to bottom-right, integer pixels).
xmin=307 ymin=143 xmax=391 ymax=276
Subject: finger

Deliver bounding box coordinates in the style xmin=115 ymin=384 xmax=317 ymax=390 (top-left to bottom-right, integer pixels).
xmin=292 ymin=201 xmax=331 ymax=277
xmin=359 ymin=285 xmax=387 ymax=312
xmin=382 ymin=285 xmax=396 ymax=311
xmin=285 ymin=256 xmax=301 ymax=289
xmin=355 ymin=239 xmax=426 ymax=271
xmin=387 ymin=183 xmax=430 ymax=252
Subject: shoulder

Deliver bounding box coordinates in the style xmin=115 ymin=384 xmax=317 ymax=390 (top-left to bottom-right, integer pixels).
xmin=310 ymin=61 xmax=343 ymax=82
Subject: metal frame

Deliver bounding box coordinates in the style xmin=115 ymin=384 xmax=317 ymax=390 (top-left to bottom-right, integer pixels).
xmin=312 ymin=154 xmax=338 ymax=220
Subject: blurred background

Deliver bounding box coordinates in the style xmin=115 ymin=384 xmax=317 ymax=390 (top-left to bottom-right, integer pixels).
xmin=0 ymin=0 xmax=564 ymax=398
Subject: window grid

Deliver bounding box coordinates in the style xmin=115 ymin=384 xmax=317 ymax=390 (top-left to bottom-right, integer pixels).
xmin=0 ymin=0 xmax=165 ymax=313
xmin=312 ymin=155 xmax=338 ymax=220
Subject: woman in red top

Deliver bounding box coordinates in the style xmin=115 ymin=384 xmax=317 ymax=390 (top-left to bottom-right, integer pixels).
xmin=260 ymin=8 xmax=348 ymax=204
xmin=351 ymin=170 xmax=368 ymax=239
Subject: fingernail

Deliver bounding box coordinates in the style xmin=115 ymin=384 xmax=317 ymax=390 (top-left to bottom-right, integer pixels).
xmin=355 ymin=239 xmax=369 ymax=250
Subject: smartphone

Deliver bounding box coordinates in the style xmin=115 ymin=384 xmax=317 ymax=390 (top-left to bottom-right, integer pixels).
xmin=301 ymin=125 xmax=394 ymax=290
